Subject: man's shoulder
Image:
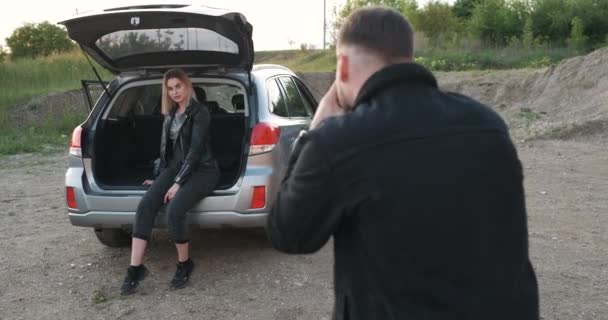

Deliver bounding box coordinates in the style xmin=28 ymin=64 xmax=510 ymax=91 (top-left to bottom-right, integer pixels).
xmin=307 ymin=107 xmax=376 ymax=157
xmin=442 ymin=90 xmax=509 ymax=131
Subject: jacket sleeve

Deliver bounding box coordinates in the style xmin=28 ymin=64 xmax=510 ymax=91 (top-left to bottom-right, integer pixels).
xmin=153 ymin=116 xmax=170 ymax=179
xmin=174 ymin=106 xmax=211 ymax=185
xmin=267 ymin=131 xmax=343 ymax=254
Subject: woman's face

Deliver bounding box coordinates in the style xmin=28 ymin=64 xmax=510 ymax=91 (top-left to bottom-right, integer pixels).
xmin=166 ymin=77 xmax=190 ymax=105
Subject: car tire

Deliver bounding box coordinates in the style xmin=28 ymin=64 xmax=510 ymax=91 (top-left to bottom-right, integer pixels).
xmin=94 ymin=228 xmax=132 ymax=247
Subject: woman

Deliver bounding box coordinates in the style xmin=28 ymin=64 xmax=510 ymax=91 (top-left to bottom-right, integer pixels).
xmin=121 ymin=69 xmax=219 ymax=295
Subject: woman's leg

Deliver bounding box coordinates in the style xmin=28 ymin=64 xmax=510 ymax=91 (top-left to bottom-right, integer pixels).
xmin=166 ymin=169 xmax=219 ymax=246
xmin=166 ymin=169 xmax=219 ymax=289
xmin=130 ymin=167 xmax=178 ymax=263
xmin=130 ymin=238 xmax=148 ymax=266
xmin=176 ymin=242 xmax=189 ymax=263
xmin=121 ymin=167 xmax=177 ymax=295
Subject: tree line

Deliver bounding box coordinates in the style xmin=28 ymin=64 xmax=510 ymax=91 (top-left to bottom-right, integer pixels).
xmin=2 ymin=0 xmax=607 ymax=63
xmin=333 ymin=0 xmax=608 ymax=51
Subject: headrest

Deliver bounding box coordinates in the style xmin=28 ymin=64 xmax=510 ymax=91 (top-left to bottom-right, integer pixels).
xmin=193 ymin=86 xmax=207 ymax=102
xmin=231 ymin=94 xmax=245 ymax=111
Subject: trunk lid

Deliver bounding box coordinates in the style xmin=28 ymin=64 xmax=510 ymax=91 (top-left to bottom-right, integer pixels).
xmin=59 ymin=4 xmax=254 ymax=74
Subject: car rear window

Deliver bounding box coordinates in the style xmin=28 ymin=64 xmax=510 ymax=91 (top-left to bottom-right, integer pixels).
xmin=96 ymin=28 xmax=239 ymax=59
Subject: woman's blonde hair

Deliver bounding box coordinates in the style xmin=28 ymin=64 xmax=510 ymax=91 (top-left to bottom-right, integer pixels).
xmin=161 ymin=68 xmax=194 ymax=115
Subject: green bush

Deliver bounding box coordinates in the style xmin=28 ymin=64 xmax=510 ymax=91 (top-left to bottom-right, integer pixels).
xmin=567 ymin=17 xmax=588 ymax=51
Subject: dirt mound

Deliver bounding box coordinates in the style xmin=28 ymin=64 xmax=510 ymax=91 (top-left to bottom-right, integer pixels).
xmin=10 ymin=89 xmax=88 ymax=127
xmin=299 ymin=48 xmax=608 ymax=142
xmin=438 ymin=47 xmax=608 ymax=141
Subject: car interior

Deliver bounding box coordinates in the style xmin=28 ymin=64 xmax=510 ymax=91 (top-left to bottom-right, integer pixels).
xmin=92 ymin=82 xmax=247 ymax=190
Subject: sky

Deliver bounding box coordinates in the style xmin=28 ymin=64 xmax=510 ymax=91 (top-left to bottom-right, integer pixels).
xmin=0 ymin=0 xmax=438 ymax=51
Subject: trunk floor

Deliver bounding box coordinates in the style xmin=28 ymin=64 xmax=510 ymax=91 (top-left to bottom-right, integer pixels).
xmin=97 ymin=167 xmax=237 ymax=190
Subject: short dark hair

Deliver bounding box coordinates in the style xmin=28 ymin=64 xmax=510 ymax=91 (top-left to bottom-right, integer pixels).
xmin=338 ymin=6 xmax=414 ymax=60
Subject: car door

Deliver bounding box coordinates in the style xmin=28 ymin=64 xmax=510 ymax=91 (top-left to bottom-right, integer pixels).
xmin=81 ymin=79 xmax=110 ymax=111
xmin=267 ymin=76 xmax=316 ymax=178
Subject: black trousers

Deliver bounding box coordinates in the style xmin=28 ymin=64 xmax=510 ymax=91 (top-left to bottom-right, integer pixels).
xmin=132 ymin=165 xmax=219 ymax=243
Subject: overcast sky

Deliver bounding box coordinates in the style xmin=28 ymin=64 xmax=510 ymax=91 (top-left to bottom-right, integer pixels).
xmin=0 ymin=0 xmax=439 ymax=51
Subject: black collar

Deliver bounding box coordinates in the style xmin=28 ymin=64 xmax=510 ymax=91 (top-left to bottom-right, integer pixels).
xmin=353 ymin=63 xmax=438 ymax=106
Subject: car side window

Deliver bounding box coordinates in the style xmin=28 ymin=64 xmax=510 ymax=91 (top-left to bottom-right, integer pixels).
xmin=293 ymin=78 xmax=317 ymax=113
xmin=267 ymin=79 xmax=289 ymax=117
xmin=279 ymin=76 xmax=312 ymax=118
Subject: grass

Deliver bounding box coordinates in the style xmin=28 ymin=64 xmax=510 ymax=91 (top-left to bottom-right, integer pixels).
xmin=0 ymin=50 xmax=109 ymax=155
xmin=0 ymin=50 xmax=111 ymax=109
xmin=256 ymin=46 xmax=580 ymax=72
xmin=0 ymin=45 xmax=591 ymax=155
xmin=256 ymin=49 xmax=337 ymax=72
xmin=0 ymin=108 xmax=83 ymax=155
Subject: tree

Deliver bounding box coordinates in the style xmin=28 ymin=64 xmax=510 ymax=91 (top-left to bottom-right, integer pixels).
xmin=0 ymin=45 xmax=6 ymax=63
xmin=332 ymin=0 xmax=420 ymax=44
xmin=453 ymin=0 xmax=481 ymax=19
xmin=6 ymin=21 xmax=74 ymax=59
xmin=417 ymin=1 xmax=462 ymax=47
xmin=529 ymin=0 xmax=572 ymax=45
xmin=97 ymin=30 xmax=173 ymax=57
xmin=567 ymin=16 xmax=588 ymax=51
xmin=468 ymin=0 xmax=524 ymax=45
xmin=522 ymin=17 xmax=535 ymax=49
xmin=568 ymin=0 xmax=608 ymax=47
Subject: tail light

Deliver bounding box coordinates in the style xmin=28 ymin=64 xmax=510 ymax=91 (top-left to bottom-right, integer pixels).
xmin=251 ymin=186 xmax=266 ymax=209
xmin=250 ymin=123 xmax=280 ymax=155
xmin=69 ymin=126 xmax=83 ymax=157
xmin=66 ymin=187 xmax=77 ymax=209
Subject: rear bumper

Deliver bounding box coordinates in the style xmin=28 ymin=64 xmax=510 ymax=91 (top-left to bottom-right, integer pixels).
xmin=69 ymin=211 xmax=267 ymax=229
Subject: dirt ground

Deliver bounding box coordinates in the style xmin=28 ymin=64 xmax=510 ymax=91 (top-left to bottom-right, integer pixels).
xmin=0 ymin=138 xmax=605 ymax=320
xmin=2 ymin=49 xmax=608 ymax=319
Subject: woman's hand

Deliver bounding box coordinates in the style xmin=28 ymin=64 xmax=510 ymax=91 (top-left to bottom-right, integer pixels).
xmin=310 ymin=82 xmax=345 ymax=130
xmin=142 ymin=180 xmax=154 ymax=186
xmin=164 ymin=183 xmax=181 ymax=204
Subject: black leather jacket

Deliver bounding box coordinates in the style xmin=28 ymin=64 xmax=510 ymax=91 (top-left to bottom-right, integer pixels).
xmin=268 ymin=63 xmax=539 ymax=320
xmin=154 ymin=99 xmax=217 ymax=185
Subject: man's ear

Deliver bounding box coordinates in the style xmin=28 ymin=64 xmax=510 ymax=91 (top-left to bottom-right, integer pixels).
xmin=337 ymin=54 xmax=349 ymax=82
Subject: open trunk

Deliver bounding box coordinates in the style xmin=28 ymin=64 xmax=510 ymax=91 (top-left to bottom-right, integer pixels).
xmin=92 ymin=80 xmax=248 ymax=190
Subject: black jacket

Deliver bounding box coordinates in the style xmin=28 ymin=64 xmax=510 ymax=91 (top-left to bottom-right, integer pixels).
xmin=155 ymin=99 xmax=217 ymax=185
xmin=268 ymin=63 xmax=539 ymax=320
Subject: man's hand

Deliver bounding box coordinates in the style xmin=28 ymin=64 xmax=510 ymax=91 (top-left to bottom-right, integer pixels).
xmin=142 ymin=180 xmax=154 ymax=186
xmin=164 ymin=183 xmax=180 ymax=204
xmin=310 ymin=82 xmax=345 ymax=130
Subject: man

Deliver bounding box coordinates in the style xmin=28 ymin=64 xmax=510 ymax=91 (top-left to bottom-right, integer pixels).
xmin=267 ymin=6 xmax=539 ymax=320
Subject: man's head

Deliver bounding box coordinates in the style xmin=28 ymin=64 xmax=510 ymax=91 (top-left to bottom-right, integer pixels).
xmin=335 ymin=6 xmax=414 ymax=109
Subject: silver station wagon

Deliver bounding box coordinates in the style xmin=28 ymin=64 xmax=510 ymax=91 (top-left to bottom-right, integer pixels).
xmin=61 ymin=4 xmax=317 ymax=247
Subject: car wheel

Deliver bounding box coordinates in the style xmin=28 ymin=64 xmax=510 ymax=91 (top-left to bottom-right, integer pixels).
xmin=94 ymin=228 xmax=132 ymax=247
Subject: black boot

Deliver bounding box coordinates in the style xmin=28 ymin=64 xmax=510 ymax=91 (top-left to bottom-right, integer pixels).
xmin=171 ymin=259 xmax=194 ymax=289
xmin=120 ymin=265 xmax=149 ymax=295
